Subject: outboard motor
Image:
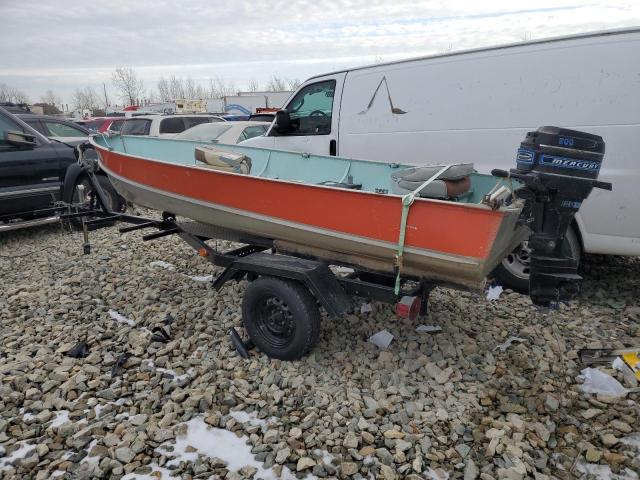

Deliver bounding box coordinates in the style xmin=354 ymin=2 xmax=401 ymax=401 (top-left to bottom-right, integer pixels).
xmin=493 ymin=126 xmax=612 ymax=307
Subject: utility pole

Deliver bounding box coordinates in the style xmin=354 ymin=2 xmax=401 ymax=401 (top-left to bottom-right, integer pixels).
xmin=103 ymin=83 xmax=109 ymax=110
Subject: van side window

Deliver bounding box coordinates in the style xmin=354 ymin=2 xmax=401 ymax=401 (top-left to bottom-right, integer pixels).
xmin=285 ymin=80 xmax=336 ymax=135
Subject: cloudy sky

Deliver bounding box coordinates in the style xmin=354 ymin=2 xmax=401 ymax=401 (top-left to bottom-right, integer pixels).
xmin=1 ymin=0 xmax=639 ymax=105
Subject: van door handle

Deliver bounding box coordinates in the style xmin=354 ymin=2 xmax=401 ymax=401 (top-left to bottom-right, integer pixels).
xmin=329 ymin=139 xmax=337 ymax=156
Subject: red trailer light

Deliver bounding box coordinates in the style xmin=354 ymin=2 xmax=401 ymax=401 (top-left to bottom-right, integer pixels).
xmin=396 ymin=295 xmax=421 ymax=320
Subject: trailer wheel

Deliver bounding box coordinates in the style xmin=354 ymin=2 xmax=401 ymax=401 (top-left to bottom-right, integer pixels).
xmin=242 ymin=277 xmax=320 ymax=360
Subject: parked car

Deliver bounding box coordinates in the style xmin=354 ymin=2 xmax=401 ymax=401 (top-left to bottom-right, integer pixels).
xmin=120 ymin=114 xmax=225 ymax=137
xmin=0 ymin=106 xmax=124 ymax=231
xmin=17 ymin=114 xmax=90 ymax=146
xmin=0 ymin=102 xmax=32 ymax=114
xmin=173 ymin=121 xmax=269 ymax=144
xmin=75 ymin=117 xmax=125 ymax=134
xmin=240 ymin=27 xmax=640 ymax=291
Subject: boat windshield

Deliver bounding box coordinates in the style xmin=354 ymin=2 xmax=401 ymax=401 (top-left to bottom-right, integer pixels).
xmin=175 ymin=123 xmax=233 ymax=142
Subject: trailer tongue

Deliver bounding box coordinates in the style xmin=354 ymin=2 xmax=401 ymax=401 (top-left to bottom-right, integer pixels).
xmin=493 ymin=126 xmax=611 ymax=307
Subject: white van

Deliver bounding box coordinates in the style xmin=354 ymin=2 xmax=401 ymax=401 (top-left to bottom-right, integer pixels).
xmin=241 ymin=27 xmax=640 ymax=290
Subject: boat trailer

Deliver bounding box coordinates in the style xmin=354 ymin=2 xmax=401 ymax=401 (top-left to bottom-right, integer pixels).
xmin=62 ymin=126 xmax=612 ymax=360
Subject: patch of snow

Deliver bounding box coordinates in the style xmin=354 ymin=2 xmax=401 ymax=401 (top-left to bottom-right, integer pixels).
xmin=368 ymin=330 xmax=394 ymax=349
xmin=620 ymin=432 xmax=640 ymax=451
xmin=22 ymin=412 xmax=36 ymax=422
xmin=228 ymin=410 xmax=272 ymax=427
xmin=0 ymin=440 xmax=36 ymax=470
xmin=416 ymin=324 xmax=442 ymax=333
xmin=94 ymin=403 xmax=107 ymax=418
xmin=493 ymin=336 xmax=527 ymax=352
xmin=121 ymin=465 xmax=175 ymax=480
xmin=81 ymin=439 xmax=101 ymax=468
xmin=156 ymin=367 xmax=194 ymax=382
xmin=156 ymin=417 xmax=301 ymax=480
xmin=51 ymin=410 xmax=70 ymax=428
xmin=150 ymin=260 xmax=175 ymax=270
xmin=423 ymin=467 xmax=450 ymax=480
xmin=108 ymin=309 xmax=135 ymax=326
xmin=575 ymin=460 xmax=638 ymax=480
xmin=312 ymin=448 xmax=335 ymax=466
xmin=187 ymin=274 xmax=213 ymax=282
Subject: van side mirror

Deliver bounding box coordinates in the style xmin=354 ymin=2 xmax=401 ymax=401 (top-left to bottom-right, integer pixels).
xmin=273 ymin=110 xmax=292 ymax=134
xmin=5 ymin=130 xmax=37 ymax=148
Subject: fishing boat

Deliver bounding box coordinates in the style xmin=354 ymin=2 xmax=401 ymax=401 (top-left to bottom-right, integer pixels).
xmin=84 ymin=127 xmax=609 ymax=359
xmin=90 ymin=126 xmax=607 ymax=299
xmin=91 ymin=135 xmax=527 ymax=288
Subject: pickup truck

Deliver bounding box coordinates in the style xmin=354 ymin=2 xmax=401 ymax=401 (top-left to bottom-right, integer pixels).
xmin=0 ymin=106 xmax=124 ymax=231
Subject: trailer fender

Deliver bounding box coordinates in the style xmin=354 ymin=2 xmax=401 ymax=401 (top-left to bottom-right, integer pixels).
xmin=212 ymin=253 xmax=352 ymax=317
xmin=62 ymin=163 xmax=87 ymax=204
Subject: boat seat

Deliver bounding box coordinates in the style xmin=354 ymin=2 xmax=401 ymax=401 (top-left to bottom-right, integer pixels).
xmin=390 ymin=163 xmax=474 ymax=198
xmin=194 ymin=145 xmax=252 ymax=174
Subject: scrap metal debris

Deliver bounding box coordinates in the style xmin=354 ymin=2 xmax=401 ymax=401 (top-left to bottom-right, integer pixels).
xmin=65 ymin=341 xmax=90 ymax=358
xmin=494 ymin=336 xmax=527 ymax=352
xmin=151 ymin=326 xmax=171 ymax=343
xmin=110 ymin=352 xmax=131 ymax=378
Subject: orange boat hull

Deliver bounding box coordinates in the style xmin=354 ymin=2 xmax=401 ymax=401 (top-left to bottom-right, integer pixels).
xmin=96 ymin=146 xmax=527 ymax=290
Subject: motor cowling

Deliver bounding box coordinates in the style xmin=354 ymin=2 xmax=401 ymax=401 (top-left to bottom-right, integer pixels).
xmin=494 ymin=126 xmax=612 ymax=307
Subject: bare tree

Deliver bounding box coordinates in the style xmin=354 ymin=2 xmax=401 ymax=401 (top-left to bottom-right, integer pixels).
xmin=169 ymin=75 xmax=185 ymax=100
xmin=40 ymin=89 xmax=61 ymax=107
xmin=0 ymin=83 xmax=30 ymax=103
xmin=72 ymin=86 xmax=100 ymax=111
xmin=266 ymin=75 xmax=286 ymax=92
xmin=247 ymin=79 xmax=260 ymax=92
xmin=112 ymin=67 xmax=144 ymax=106
xmin=286 ymin=78 xmax=301 ymax=90
xmin=157 ymin=76 xmax=171 ymax=102
xmin=194 ymin=84 xmax=207 ymax=99
xmin=208 ymin=77 xmax=236 ymax=98
xmin=185 ymin=77 xmax=197 ymax=99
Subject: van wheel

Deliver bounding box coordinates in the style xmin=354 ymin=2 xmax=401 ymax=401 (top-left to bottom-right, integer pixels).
xmin=242 ymin=277 xmax=320 ymax=360
xmin=70 ymin=175 xmax=125 ymax=227
xmin=492 ymin=226 xmax=581 ymax=293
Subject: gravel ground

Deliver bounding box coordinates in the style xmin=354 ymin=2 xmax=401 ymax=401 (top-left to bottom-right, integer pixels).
xmin=1 ymin=220 xmax=639 ymax=480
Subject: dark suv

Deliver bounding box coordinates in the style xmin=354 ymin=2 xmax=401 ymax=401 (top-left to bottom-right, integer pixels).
xmin=0 ymin=106 xmax=124 ymax=231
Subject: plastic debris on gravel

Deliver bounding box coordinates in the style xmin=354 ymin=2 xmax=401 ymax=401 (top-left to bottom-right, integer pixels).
xmin=108 ymin=309 xmax=135 ymax=326
xmin=368 ymin=329 xmax=394 ymax=349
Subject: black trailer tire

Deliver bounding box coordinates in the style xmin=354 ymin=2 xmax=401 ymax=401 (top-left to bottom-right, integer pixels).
xmin=69 ymin=174 xmax=125 ymax=227
xmin=242 ymin=277 xmax=321 ymax=360
xmin=492 ymin=226 xmax=581 ymax=293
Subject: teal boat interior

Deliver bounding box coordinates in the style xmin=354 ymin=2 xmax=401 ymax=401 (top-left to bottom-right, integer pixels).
xmin=94 ymin=134 xmax=509 ymax=205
